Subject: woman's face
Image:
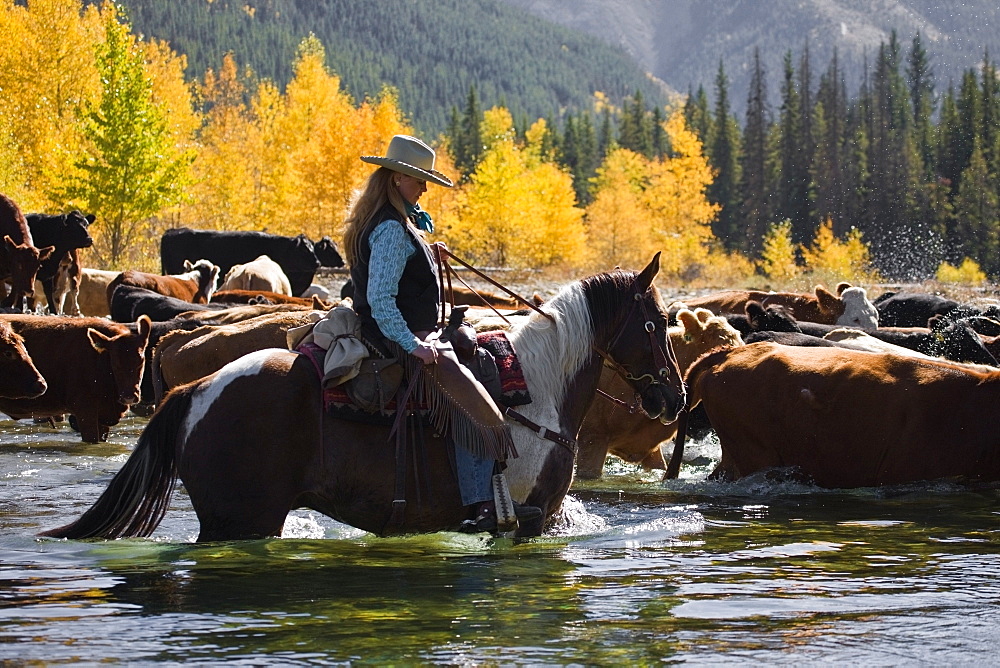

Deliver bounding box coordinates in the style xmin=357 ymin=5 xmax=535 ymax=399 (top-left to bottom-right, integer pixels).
xmin=396 ymin=173 xmax=427 ymax=204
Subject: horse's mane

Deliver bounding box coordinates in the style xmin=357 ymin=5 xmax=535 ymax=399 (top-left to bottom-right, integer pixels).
xmin=508 ymin=269 xmax=639 ymax=406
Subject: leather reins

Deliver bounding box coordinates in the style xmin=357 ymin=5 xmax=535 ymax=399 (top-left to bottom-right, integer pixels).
xmin=429 ymin=248 xmax=689 ymax=465
xmin=594 ymin=287 xmax=686 ymax=409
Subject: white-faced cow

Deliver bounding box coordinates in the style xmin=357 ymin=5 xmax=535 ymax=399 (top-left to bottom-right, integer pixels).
xmin=676 ymin=282 xmax=879 ymax=329
xmin=106 ymin=259 xmax=220 ymax=313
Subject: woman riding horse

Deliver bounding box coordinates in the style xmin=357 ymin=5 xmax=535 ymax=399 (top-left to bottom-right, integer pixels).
xmin=343 ymin=134 xmax=541 ymax=532
xmin=39 ymin=253 xmax=685 ymax=541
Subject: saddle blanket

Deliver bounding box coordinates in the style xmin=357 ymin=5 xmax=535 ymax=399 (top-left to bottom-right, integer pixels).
xmin=295 ymin=330 xmax=531 ymax=425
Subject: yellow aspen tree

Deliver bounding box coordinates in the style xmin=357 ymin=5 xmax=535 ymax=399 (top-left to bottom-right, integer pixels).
xmin=248 ymin=79 xmax=292 ymax=228
xmin=642 ymin=110 xmax=719 ymax=277
xmin=279 ymin=35 xmax=410 ymax=241
xmin=585 ymin=147 xmax=653 ymax=269
xmin=142 ymin=37 xmax=199 ymax=242
xmin=936 ymin=257 xmax=987 ymax=284
xmin=0 ymin=0 xmax=104 ymax=208
xmin=444 ymin=108 xmax=584 ymax=269
xmin=184 ymin=54 xmax=261 ymax=231
xmin=758 ymin=219 xmax=800 ymax=282
xmin=801 ymin=218 xmax=879 ymax=284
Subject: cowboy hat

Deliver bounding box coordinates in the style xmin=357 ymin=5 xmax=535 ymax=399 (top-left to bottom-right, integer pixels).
xmin=361 ymin=135 xmax=453 ymax=188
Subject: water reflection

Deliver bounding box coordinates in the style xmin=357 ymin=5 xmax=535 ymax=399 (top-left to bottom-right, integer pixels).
xmin=3 ymin=422 xmax=1000 ymax=663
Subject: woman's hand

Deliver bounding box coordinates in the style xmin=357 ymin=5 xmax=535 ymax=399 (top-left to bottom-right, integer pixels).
xmin=411 ymin=341 xmax=439 ymax=365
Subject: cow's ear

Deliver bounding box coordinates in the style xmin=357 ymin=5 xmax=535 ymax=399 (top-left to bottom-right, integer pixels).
xmin=37 ymin=245 xmax=56 ymax=262
xmin=634 ymin=252 xmax=661 ymax=293
xmin=85 ymin=214 xmax=96 ymax=225
xmin=815 ymin=285 xmax=839 ymax=311
xmin=183 ymin=259 xmax=193 ymax=271
xmin=695 ymin=308 xmax=712 ymax=323
xmin=678 ymin=309 xmax=700 ymax=334
xmin=311 ymin=294 xmax=325 ymax=310
xmin=3 ymin=235 xmax=14 ymax=250
xmin=87 ymin=328 xmax=113 ymax=354
xmin=835 ymin=281 xmax=852 ymax=295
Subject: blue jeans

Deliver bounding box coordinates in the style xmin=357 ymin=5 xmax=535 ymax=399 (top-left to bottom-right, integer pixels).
xmin=454 ymin=443 xmax=494 ymax=506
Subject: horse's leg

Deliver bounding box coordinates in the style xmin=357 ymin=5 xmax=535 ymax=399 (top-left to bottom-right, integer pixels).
xmin=177 ymin=351 xmax=323 ymax=542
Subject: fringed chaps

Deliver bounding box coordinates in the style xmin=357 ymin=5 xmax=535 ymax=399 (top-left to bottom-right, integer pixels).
xmin=386 ymin=339 xmax=518 ymax=462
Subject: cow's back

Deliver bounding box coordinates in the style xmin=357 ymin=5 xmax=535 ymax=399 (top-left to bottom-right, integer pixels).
xmin=161 ymin=228 xmax=318 ymax=296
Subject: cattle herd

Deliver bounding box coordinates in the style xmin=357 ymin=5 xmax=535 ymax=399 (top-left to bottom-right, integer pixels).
xmin=4 ymin=190 xmax=1000 ymax=493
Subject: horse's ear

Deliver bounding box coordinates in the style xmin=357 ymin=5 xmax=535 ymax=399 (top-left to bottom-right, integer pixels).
xmin=634 ymin=252 xmax=661 ymax=293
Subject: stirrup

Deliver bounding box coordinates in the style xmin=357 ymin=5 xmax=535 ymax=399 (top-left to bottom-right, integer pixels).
xmin=492 ymin=473 xmax=517 ymax=532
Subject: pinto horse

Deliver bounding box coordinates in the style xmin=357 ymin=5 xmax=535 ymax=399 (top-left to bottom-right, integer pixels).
xmin=42 ymin=254 xmax=685 ymax=541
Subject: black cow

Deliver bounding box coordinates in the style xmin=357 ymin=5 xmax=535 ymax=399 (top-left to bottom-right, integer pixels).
xmin=864 ymin=320 xmax=999 ymax=366
xmin=161 ymin=228 xmax=320 ymax=297
xmin=110 ymin=284 xmax=233 ymax=323
xmin=873 ymin=291 xmax=959 ymax=327
xmin=743 ymin=330 xmax=875 ymax=352
xmin=313 ymin=236 xmax=345 ymax=268
xmin=25 ymin=210 xmax=94 ymax=314
xmin=726 ymin=301 xmax=802 ymax=337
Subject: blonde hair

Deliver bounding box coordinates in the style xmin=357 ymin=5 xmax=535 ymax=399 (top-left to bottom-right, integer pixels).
xmin=343 ymin=167 xmax=409 ymax=266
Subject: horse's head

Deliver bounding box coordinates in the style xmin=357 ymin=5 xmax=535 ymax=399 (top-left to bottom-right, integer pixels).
xmin=588 ymin=253 xmax=686 ymax=424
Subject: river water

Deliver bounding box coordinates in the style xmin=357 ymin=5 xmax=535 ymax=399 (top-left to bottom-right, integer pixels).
xmin=2 ymin=415 xmax=999 ymax=664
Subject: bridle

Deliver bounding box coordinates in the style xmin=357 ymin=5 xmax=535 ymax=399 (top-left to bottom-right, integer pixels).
xmin=593 ymin=283 xmax=687 ymax=417
xmin=429 ymin=246 xmax=688 ymax=460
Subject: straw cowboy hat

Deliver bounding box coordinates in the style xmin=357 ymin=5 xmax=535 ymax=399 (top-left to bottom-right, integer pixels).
xmin=361 ymin=135 xmax=453 ymax=188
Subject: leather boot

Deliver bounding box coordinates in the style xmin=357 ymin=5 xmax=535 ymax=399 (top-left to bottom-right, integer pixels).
xmin=459 ymin=500 xmax=542 ymax=533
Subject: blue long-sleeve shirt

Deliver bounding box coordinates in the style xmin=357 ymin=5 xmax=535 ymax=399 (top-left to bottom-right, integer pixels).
xmin=367 ymin=219 xmax=422 ymax=353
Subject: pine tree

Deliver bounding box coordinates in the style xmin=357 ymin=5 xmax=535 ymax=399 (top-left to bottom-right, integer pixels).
xmin=907 ymin=32 xmax=935 ymax=175
xmin=777 ymin=51 xmax=810 ymax=245
xmin=683 ymin=84 xmax=713 ymax=147
xmin=952 ymin=140 xmax=1000 ymax=275
xmin=709 ymin=59 xmax=742 ymax=248
xmin=739 ymin=47 xmax=771 ymax=254
xmin=813 ymin=49 xmax=850 ymax=236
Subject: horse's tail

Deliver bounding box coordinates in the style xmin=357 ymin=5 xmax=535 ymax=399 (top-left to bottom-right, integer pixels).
xmin=39 ymin=384 xmax=195 ymax=540
xmin=150 ymin=338 xmax=168 ymax=405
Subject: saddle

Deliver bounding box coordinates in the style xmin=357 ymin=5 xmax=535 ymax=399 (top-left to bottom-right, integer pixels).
xmin=303 ymin=321 xmax=531 ymax=425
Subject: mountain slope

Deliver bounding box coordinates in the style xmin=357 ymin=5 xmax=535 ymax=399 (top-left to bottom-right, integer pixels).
xmin=499 ymin=0 xmax=1000 ymax=108
xmin=121 ymin=0 xmax=668 ymax=135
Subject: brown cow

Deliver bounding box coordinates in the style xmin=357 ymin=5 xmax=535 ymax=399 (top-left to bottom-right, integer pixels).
xmin=576 ymin=308 xmax=744 ymax=479
xmin=211 ymin=288 xmax=335 ymax=309
xmin=105 ymin=259 xmax=220 ymax=311
xmin=0 ymin=314 xmax=152 ymax=442
xmin=0 ymin=320 xmax=46 ymax=399
xmin=152 ymin=310 xmax=323 ymax=401
xmin=685 ymin=341 xmax=1000 ymax=487
xmin=176 ymin=298 xmax=323 ymax=325
xmin=675 ymin=282 xmax=879 ymax=328
xmin=0 ymin=194 xmax=54 ymax=309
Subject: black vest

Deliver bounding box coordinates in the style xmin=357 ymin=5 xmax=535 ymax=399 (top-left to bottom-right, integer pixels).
xmin=351 ymin=204 xmax=440 ymax=346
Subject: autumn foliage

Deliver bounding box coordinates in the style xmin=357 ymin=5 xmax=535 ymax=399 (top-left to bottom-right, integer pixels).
xmin=0 ymin=0 xmax=878 ymax=284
